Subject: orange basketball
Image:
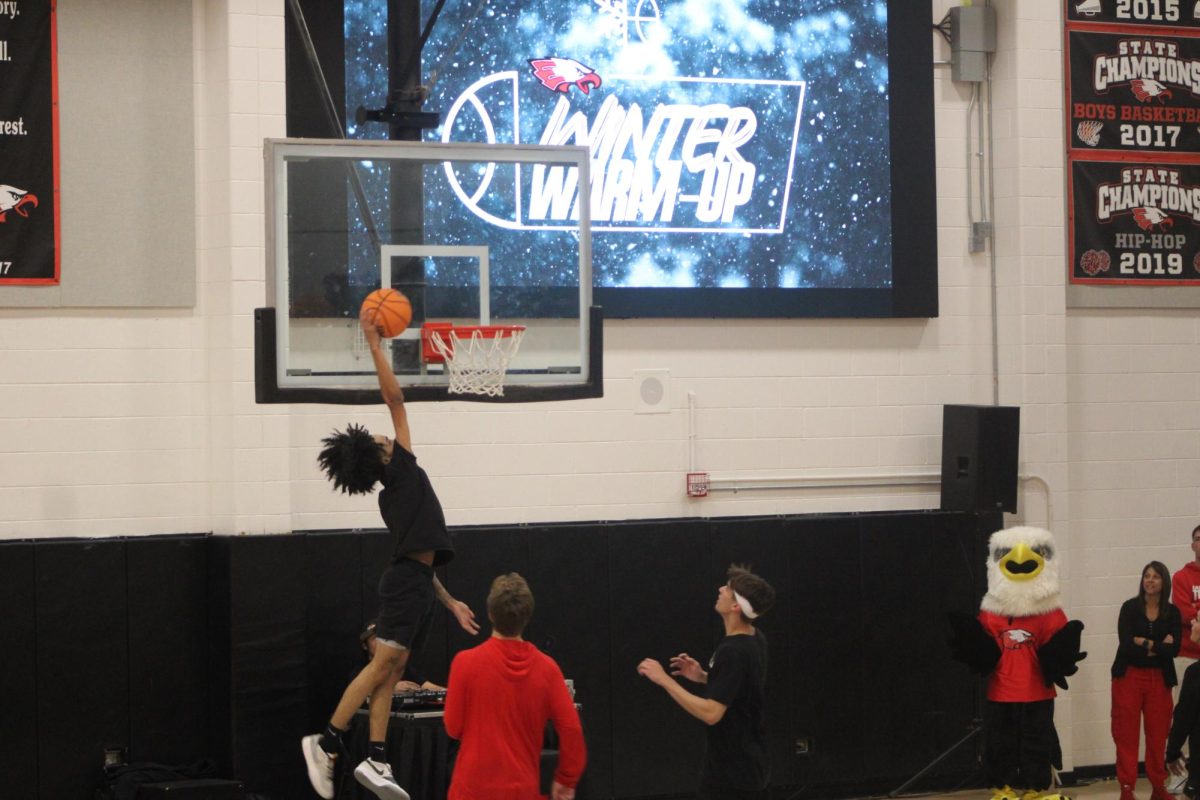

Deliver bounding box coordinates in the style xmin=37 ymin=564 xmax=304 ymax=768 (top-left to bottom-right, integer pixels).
xmin=361 ymin=288 xmax=413 ymax=338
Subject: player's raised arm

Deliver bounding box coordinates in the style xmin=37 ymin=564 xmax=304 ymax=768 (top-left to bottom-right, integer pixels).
xmin=360 ymin=304 xmax=412 ymax=454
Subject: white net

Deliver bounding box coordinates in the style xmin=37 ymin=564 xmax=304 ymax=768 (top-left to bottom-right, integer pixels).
xmin=353 ymin=322 xmax=391 ymax=361
xmin=427 ymin=326 xmax=526 ymax=397
xmin=352 ymin=322 xmax=368 ymax=359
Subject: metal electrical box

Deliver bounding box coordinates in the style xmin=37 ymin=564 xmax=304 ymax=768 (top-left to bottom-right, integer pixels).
xmin=950 ymin=5 xmax=997 ymax=82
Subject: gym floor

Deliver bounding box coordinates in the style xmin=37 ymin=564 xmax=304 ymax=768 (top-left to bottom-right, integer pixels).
xmin=916 ymin=781 xmax=1153 ymax=800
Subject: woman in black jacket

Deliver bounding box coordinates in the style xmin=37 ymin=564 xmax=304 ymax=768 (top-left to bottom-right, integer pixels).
xmin=1112 ymin=561 xmax=1182 ymax=800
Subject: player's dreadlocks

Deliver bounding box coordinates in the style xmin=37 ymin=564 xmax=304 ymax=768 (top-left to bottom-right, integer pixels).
xmin=318 ymin=423 xmax=385 ymax=495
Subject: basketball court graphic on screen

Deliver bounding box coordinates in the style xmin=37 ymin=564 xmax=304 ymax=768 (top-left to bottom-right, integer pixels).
xmin=256 ymin=140 xmax=600 ymax=404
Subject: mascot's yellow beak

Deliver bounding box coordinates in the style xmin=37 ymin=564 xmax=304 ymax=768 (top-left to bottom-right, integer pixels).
xmin=999 ymin=541 xmax=1045 ymax=582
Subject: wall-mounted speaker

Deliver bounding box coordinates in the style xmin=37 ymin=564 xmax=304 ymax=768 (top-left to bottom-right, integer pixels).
xmin=940 ymin=404 xmax=1019 ymax=513
xmin=633 ymin=369 xmax=671 ymax=414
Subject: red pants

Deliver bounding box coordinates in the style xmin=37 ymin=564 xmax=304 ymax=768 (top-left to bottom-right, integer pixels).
xmin=1112 ymin=667 xmax=1174 ymax=790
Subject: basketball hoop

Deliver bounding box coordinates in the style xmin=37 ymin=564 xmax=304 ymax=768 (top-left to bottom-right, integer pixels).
xmin=422 ymin=322 xmax=526 ymax=397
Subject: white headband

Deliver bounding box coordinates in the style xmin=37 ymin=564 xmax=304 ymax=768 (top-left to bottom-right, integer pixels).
xmin=733 ymin=590 xmax=759 ymax=619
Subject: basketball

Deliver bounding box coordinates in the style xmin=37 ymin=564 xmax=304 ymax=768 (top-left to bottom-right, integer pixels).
xmin=361 ymin=288 xmax=413 ymax=338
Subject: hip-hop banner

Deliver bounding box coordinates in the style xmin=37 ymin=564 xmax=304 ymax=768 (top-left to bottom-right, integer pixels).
xmin=1067 ymin=28 xmax=1200 ymax=153
xmin=0 ymin=0 xmax=58 ymax=285
xmin=1067 ymin=0 xmax=1200 ymax=28
xmin=1070 ymin=158 xmax=1200 ymax=284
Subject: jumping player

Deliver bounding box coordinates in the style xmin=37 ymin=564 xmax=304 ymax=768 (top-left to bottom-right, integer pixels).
xmin=301 ymin=305 xmax=480 ymax=800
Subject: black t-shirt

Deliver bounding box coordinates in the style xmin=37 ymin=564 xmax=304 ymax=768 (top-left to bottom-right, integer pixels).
xmin=377 ymin=445 xmax=454 ymax=566
xmin=701 ymin=630 xmax=769 ymax=791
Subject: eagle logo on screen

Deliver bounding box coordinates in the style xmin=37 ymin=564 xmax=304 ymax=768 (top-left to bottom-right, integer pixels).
xmin=1132 ymin=206 xmax=1174 ymax=231
xmin=1130 ymin=78 xmax=1173 ymax=103
xmin=0 ymin=184 xmax=38 ymax=223
xmin=529 ymin=58 xmax=603 ymax=95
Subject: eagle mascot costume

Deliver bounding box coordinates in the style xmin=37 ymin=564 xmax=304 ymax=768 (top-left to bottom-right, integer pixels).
xmin=949 ymin=526 xmax=1087 ymax=800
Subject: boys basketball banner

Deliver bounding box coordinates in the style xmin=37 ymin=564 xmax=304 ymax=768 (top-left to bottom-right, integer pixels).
xmin=0 ymin=0 xmax=58 ymax=285
xmin=1069 ymin=159 xmax=1200 ymax=284
xmin=1066 ymin=29 xmax=1200 ymax=154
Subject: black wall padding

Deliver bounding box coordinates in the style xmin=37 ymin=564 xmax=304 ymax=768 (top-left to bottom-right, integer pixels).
xmin=709 ymin=516 xmax=796 ymax=787
xmin=1 ymin=509 xmax=997 ymax=800
xmin=360 ymin=530 xmax=394 ymax=623
xmin=127 ymin=535 xmax=211 ymax=765
xmin=305 ymin=531 xmax=366 ymax=733
xmin=785 ymin=515 xmax=865 ymax=787
xmin=35 ymin=539 xmax=130 ymax=800
xmin=608 ymin=519 xmax=713 ymax=798
xmin=413 ymin=597 xmax=451 ymax=689
xmin=221 ymin=535 xmax=311 ymax=799
xmin=207 ymin=539 xmax=234 ymax=779
xmin=527 ymin=524 xmax=615 ymax=800
xmin=442 ymin=526 xmax=531 ymax=656
xmin=855 ymin=513 xmax=981 ymax=783
xmin=0 ymin=542 xmax=37 ymax=800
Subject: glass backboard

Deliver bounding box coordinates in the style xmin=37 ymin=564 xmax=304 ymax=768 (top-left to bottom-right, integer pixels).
xmin=255 ymin=139 xmax=601 ymax=403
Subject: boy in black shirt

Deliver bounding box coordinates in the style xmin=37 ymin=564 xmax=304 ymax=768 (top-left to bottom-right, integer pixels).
xmin=638 ymin=564 xmax=776 ymax=800
xmin=302 ymin=307 xmax=480 ymax=800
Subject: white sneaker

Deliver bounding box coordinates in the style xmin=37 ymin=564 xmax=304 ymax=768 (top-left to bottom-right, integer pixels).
xmin=354 ymin=758 xmax=411 ymax=800
xmin=301 ymin=734 xmax=336 ymax=799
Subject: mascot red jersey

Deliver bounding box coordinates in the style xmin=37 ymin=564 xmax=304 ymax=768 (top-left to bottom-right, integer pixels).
xmin=950 ymin=526 xmax=1087 ymax=800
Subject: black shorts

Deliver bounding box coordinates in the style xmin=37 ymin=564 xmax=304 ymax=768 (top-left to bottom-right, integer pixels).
xmin=374 ymin=558 xmax=436 ymax=652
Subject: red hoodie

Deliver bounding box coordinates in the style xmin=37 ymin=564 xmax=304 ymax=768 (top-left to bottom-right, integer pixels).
xmin=1173 ymin=562 xmax=1200 ymax=659
xmin=444 ymin=637 xmax=586 ymax=800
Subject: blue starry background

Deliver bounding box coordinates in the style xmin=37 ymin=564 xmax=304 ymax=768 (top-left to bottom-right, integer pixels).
xmin=342 ymin=0 xmax=893 ymax=309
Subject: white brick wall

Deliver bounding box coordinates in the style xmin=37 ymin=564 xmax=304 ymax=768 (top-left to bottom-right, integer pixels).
xmin=0 ymin=0 xmax=1196 ymax=771
xmin=996 ymin=0 xmax=1200 ymax=772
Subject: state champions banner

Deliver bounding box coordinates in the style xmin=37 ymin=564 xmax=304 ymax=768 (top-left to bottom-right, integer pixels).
xmin=0 ymin=0 xmax=58 ymax=285
xmin=1069 ymin=158 xmax=1200 ymax=284
xmin=1066 ymin=28 xmax=1200 ymax=154
xmin=1064 ymin=1 xmax=1200 ymax=287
